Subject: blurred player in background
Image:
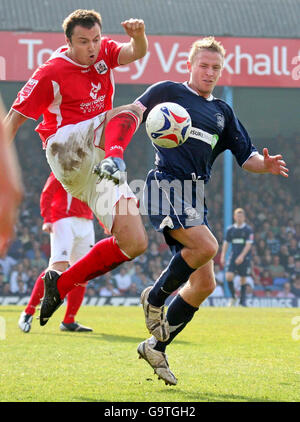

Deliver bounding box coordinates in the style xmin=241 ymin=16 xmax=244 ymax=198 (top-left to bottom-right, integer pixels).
xmin=5 ymin=9 xmax=148 ymax=325
xmin=18 ymin=172 xmax=95 ymax=333
xmin=220 ymin=208 xmax=254 ymax=307
xmin=0 ymin=97 xmax=23 ymax=256
xmin=135 ymin=36 xmax=289 ymax=385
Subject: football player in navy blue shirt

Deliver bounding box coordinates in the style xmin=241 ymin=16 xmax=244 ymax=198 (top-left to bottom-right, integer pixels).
xmin=220 ymin=208 xmax=254 ymax=307
xmin=135 ymin=37 xmax=289 ymax=385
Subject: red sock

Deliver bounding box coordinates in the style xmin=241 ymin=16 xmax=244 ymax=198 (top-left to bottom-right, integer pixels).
xmin=63 ymin=285 xmax=86 ymax=324
xmin=104 ymin=111 xmax=139 ymax=159
xmin=25 ymin=270 xmax=46 ymax=315
xmin=57 ymin=236 xmax=130 ymax=299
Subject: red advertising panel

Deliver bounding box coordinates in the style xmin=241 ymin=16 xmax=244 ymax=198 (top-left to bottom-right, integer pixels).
xmin=0 ymin=32 xmax=299 ymax=87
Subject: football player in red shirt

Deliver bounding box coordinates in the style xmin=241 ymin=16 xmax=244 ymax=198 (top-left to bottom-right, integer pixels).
xmin=5 ymin=9 xmax=148 ymax=325
xmin=18 ymin=172 xmax=96 ymax=333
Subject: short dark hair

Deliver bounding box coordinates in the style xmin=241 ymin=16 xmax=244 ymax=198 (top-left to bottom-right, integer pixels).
xmin=62 ymin=9 xmax=102 ymax=40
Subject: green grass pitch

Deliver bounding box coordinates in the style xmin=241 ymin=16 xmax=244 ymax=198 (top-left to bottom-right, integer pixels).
xmin=0 ymin=305 xmax=299 ymax=402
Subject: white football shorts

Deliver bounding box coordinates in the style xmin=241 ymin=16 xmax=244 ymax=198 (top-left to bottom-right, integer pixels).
xmin=45 ymin=113 xmax=137 ymax=233
xmin=49 ymin=217 xmax=95 ymax=266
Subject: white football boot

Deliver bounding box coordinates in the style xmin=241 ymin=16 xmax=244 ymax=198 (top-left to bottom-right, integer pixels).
xmin=140 ymin=286 xmax=170 ymax=342
xmin=18 ymin=311 xmax=33 ymax=333
xmin=137 ymin=338 xmax=177 ymax=386
xmin=227 ymin=297 xmax=237 ymax=307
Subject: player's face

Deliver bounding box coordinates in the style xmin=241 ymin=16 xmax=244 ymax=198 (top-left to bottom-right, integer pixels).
xmin=234 ymin=211 xmax=245 ymax=225
xmin=66 ymin=24 xmax=101 ymax=66
xmin=187 ymin=50 xmax=223 ymax=98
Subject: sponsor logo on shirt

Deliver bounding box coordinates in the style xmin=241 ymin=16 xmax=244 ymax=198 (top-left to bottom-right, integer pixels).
xmin=94 ymin=60 xmax=108 ymax=74
xmin=80 ymin=95 xmax=106 ymax=113
xmin=189 ymin=127 xmax=219 ymax=149
xmin=90 ymin=82 xmax=101 ymax=100
xmin=17 ymin=78 xmax=38 ymax=103
xmin=232 ymin=238 xmax=245 ymax=244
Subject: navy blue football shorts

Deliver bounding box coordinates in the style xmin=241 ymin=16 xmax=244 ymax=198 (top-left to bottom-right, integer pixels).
xmin=143 ymin=169 xmax=209 ymax=255
xmin=226 ymin=256 xmax=252 ymax=277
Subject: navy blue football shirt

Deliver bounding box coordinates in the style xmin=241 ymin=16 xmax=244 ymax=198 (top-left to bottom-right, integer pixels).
xmin=135 ymin=80 xmax=258 ymax=183
xmin=225 ymin=223 xmax=254 ymax=258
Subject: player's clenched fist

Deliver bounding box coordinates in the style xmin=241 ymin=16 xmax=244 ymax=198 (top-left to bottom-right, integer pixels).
xmin=121 ymin=19 xmax=145 ymax=38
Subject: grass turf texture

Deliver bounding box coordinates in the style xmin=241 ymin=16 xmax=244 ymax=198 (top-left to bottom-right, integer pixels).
xmin=0 ymin=305 xmax=299 ymax=402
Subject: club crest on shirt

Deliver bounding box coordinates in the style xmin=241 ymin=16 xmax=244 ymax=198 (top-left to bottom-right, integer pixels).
xmin=94 ymin=60 xmax=108 ymax=74
xmin=215 ymin=113 xmax=225 ymax=130
xmin=184 ymin=207 xmax=201 ymax=221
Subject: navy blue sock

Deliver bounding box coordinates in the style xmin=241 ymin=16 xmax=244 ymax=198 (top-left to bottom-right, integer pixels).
xmin=228 ymin=281 xmax=235 ymax=298
xmin=154 ymin=294 xmax=198 ymax=353
xmin=240 ymin=284 xmax=247 ymax=305
xmin=148 ymin=252 xmax=195 ymax=307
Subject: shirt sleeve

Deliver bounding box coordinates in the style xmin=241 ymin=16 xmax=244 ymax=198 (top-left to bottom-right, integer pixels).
xmin=225 ymin=227 xmax=232 ymax=242
xmin=221 ymin=105 xmax=257 ymax=167
xmin=246 ymin=226 xmax=254 ymax=243
xmin=11 ymin=65 xmax=54 ymax=120
xmin=104 ymin=37 xmax=123 ymax=69
xmin=40 ymin=172 xmax=61 ymax=223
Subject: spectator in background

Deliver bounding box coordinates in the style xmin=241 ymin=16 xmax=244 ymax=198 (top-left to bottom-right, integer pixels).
xmin=0 ymin=255 xmax=17 ymax=279
xmin=30 ymin=247 xmax=48 ymax=271
xmin=286 ymin=218 xmax=296 ymax=236
xmin=127 ymin=282 xmax=139 ymax=296
xmin=276 ymin=282 xmax=295 ymax=298
xmin=259 ymin=221 xmax=271 ymax=241
xmin=267 ymin=255 xmax=287 ymax=287
xmin=286 ymin=255 xmax=295 ymax=277
xmin=260 ymin=269 xmax=273 ymax=288
xmin=288 ymin=238 xmax=299 ymax=257
xmin=17 ymin=273 xmax=28 ymax=296
xmin=266 ymin=231 xmax=281 ymax=255
xmin=9 ymin=262 xmax=28 ymax=294
xmin=0 ymin=271 xmax=10 ymax=295
xmin=291 ymin=275 xmax=300 ymax=298
xmin=114 ymin=266 xmax=132 ymax=295
xmin=290 ymin=258 xmax=300 ymax=281
xmin=252 ymin=255 xmax=263 ymax=285
xmin=6 ymin=236 xmax=23 ymax=260
xmin=256 ymin=239 xmax=267 ymax=259
xmin=279 ymin=244 xmax=290 ymax=269
xmin=270 ymin=217 xmax=280 ymax=237
xmin=99 ymin=274 xmax=120 ymax=297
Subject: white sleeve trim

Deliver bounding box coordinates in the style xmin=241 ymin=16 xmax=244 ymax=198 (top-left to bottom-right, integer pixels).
xmin=241 ymin=151 xmax=259 ymax=167
xmin=11 ymin=107 xmax=37 ymax=121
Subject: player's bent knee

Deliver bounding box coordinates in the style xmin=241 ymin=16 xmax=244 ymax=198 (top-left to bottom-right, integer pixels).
xmin=200 ymin=280 xmax=216 ymax=297
xmin=118 ymin=228 xmax=148 ymax=259
xmin=131 ymin=232 xmax=148 ymax=257
xmin=200 ymin=238 xmax=219 ymax=262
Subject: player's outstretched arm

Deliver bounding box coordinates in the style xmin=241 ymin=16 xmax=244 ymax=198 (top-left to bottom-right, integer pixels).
xmin=242 ymin=148 xmax=289 ymax=177
xmin=0 ymin=102 xmax=23 ymax=255
xmin=4 ymin=109 xmax=28 ymax=143
xmin=118 ymin=19 xmax=148 ymax=64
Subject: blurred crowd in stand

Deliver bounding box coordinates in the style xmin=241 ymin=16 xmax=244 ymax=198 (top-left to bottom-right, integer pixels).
xmin=0 ymin=123 xmax=299 ymax=299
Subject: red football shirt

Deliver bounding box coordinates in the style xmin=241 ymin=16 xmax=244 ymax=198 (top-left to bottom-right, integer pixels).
xmin=12 ymin=37 xmax=122 ymax=148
